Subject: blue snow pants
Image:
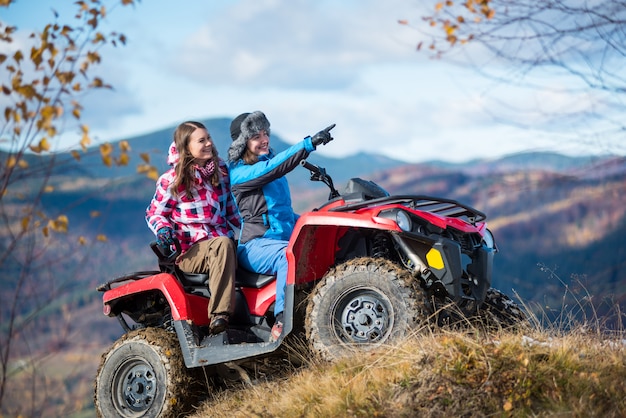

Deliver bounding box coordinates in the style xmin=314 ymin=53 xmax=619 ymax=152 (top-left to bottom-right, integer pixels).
xmin=237 ymin=237 xmax=288 ymax=316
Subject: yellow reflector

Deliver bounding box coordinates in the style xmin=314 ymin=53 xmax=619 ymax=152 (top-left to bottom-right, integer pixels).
xmin=426 ymin=248 xmax=445 ymax=270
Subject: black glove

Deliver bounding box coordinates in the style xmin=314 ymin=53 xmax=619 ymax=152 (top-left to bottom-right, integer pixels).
xmin=156 ymin=226 xmax=175 ymax=249
xmin=310 ymin=124 xmax=336 ymax=147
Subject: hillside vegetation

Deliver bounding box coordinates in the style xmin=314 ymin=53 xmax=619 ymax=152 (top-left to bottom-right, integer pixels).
xmin=191 ymin=324 xmax=626 ymax=417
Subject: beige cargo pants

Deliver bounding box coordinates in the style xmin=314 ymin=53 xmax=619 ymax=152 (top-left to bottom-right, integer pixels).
xmin=177 ymin=236 xmax=237 ymax=317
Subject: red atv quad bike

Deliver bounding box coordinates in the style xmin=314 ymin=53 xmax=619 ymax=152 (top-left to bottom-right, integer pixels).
xmin=94 ymin=158 xmax=525 ymax=417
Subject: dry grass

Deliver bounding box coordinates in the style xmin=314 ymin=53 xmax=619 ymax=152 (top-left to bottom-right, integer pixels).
xmin=189 ymin=323 xmax=626 ymax=418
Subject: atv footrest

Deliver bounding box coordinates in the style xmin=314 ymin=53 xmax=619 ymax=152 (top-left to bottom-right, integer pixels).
xmin=199 ymin=332 xmax=229 ymax=347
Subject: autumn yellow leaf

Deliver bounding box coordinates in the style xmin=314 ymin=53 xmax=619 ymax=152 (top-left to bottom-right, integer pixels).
xmin=49 ymin=214 xmax=69 ymax=233
xmin=97 ymin=234 xmax=107 ymax=242
xmin=140 ymin=152 xmax=150 ymax=163
xmin=78 ymin=236 xmax=87 ymax=245
xmin=147 ymin=167 xmax=159 ymax=181
xmin=71 ymin=150 xmax=81 ymax=161
xmin=80 ymin=132 xmax=91 ymax=150
xmin=31 ymin=48 xmax=44 ymax=67
xmin=44 ymin=185 xmax=54 ymax=193
xmin=444 ymin=22 xmax=457 ymax=35
xmin=119 ymin=140 xmax=131 ymax=151
xmin=87 ymin=51 xmax=101 ymax=63
xmin=100 ymin=142 xmax=112 ymax=158
xmin=13 ymin=50 xmax=24 ymax=64
xmin=90 ymin=210 xmax=100 ymax=218
xmin=92 ymin=33 xmax=106 ymax=45
xmin=56 ymin=71 xmax=75 ymax=85
xmin=435 ymin=2 xmax=444 ymax=12
xmin=38 ymin=108 xmax=52 ymax=125
xmin=21 ymin=216 xmax=30 ymax=231
xmin=503 ymin=400 xmax=513 ymax=411
xmin=117 ymin=152 xmax=129 ymax=166
xmin=42 ymin=226 xmax=49 ymax=237
xmin=18 ymin=159 xmax=28 ymax=169
xmin=15 ymin=84 xmax=36 ymax=100
xmin=39 ymin=137 xmax=50 ymax=151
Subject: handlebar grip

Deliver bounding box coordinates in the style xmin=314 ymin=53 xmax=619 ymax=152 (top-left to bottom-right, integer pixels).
xmin=300 ymin=159 xmax=319 ymax=172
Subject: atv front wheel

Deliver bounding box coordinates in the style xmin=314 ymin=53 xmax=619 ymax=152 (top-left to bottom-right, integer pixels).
xmin=306 ymin=258 xmax=421 ymax=361
xmin=477 ymin=287 xmax=528 ymax=329
xmin=94 ymin=328 xmax=202 ymax=418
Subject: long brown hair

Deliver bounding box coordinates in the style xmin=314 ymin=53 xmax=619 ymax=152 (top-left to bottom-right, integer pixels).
xmin=242 ymin=148 xmax=259 ymax=165
xmin=171 ymin=121 xmax=220 ymax=198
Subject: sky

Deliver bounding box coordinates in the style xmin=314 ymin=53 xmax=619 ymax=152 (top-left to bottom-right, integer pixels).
xmin=2 ymin=0 xmax=624 ymax=163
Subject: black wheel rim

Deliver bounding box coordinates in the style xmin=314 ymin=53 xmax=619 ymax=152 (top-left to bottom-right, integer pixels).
xmin=332 ymin=287 xmax=394 ymax=344
xmin=111 ymin=356 xmax=158 ymax=416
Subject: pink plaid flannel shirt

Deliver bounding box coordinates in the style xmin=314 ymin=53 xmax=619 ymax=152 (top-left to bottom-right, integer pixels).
xmin=146 ymin=159 xmax=240 ymax=254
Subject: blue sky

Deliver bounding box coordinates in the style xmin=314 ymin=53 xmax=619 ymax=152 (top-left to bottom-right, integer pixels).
xmin=2 ymin=0 xmax=623 ymax=163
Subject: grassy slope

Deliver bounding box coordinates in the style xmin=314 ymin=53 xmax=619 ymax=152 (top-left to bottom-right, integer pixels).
xmin=191 ymin=325 xmax=626 ymax=417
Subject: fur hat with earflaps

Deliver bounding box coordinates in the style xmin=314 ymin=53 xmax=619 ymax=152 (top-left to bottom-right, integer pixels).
xmin=228 ymin=111 xmax=271 ymax=162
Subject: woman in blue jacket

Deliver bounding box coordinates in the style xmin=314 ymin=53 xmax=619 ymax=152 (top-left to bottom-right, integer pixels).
xmin=228 ymin=111 xmax=333 ymax=342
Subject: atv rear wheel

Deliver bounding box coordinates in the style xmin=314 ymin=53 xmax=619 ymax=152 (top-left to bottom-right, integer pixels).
xmin=306 ymin=257 xmax=421 ymax=361
xmin=94 ymin=328 xmax=202 ymax=418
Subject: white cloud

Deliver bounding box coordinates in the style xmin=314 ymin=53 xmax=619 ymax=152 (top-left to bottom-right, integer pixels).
xmin=2 ymin=0 xmax=624 ymax=161
xmin=169 ymin=0 xmax=424 ymax=88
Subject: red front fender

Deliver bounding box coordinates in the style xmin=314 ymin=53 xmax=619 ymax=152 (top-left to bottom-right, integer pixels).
xmin=287 ymin=210 xmax=401 ymax=286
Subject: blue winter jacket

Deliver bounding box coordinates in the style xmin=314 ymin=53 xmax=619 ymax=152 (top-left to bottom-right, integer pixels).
xmin=229 ymin=138 xmax=315 ymax=244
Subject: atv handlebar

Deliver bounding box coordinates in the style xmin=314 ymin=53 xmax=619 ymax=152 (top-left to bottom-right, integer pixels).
xmin=300 ymin=159 xmax=321 ymax=174
xmin=300 ymin=159 xmax=340 ymax=200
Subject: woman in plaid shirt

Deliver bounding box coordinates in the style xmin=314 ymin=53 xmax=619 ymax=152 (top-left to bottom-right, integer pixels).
xmin=146 ymin=121 xmax=241 ymax=335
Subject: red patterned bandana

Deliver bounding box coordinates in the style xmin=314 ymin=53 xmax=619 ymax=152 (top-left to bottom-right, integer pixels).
xmin=195 ymin=160 xmax=216 ymax=182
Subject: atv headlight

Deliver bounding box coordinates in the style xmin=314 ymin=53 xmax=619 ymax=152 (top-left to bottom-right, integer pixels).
xmin=482 ymin=228 xmax=496 ymax=250
xmin=396 ymin=211 xmax=412 ymax=232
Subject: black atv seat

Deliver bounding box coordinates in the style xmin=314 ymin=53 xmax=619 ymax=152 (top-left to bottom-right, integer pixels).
xmin=178 ymin=268 xmax=275 ymax=289
xmin=235 ymin=268 xmax=275 ymax=289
